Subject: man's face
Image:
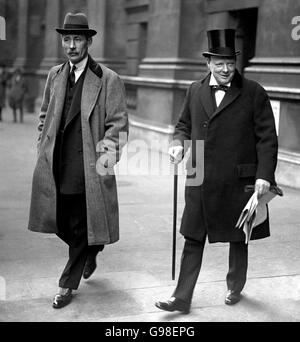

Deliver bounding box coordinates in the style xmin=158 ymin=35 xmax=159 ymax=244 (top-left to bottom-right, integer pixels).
xmin=62 ymin=34 xmax=92 ymax=64
xmin=207 ymin=56 xmax=236 ymax=85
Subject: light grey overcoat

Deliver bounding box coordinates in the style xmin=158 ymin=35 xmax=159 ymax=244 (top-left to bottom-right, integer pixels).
xmin=28 ymin=57 xmax=128 ymax=245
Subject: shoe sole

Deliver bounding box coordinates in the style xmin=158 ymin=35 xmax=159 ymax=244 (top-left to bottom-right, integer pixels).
xmin=53 ymin=301 xmax=72 ymax=309
xmin=155 ymin=303 xmax=190 ymax=314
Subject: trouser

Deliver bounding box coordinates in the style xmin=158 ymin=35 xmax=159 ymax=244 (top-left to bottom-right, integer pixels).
xmin=173 ymin=237 xmax=248 ymax=304
xmin=57 ymin=194 xmax=104 ymax=290
xmin=0 ymin=107 xmax=2 ymax=121
xmin=13 ymin=107 xmax=23 ymax=123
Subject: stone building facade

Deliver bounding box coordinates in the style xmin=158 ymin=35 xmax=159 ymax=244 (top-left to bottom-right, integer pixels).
xmin=0 ymin=0 xmax=299 ymax=188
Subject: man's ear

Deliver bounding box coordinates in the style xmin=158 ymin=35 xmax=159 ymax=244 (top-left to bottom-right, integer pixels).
xmin=87 ymin=37 xmax=93 ymax=47
xmin=206 ymin=58 xmax=211 ymax=69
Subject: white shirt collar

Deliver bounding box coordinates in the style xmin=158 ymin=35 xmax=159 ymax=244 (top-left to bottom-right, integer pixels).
xmin=69 ymin=56 xmax=88 ymax=72
xmin=209 ymin=74 xmax=231 ymax=88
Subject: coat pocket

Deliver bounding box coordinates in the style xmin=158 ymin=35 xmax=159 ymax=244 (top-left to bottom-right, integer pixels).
xmin=237 ymin=163 xmax=257 ymax=178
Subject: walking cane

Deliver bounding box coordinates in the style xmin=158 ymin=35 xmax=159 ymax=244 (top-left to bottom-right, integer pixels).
xmin=172 ymin=163 xmax=178 ymax=281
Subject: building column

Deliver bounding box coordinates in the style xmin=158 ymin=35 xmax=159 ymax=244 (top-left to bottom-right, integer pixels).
xmin=90 ymin=0 xmax=126 ymax=73
xmin=139 ymin=0 xmax=206 ymax=80
xmin=14 ymin=0 xmax=29 ymax=68
xmin=87 ymin=0 xmax=106 ymax=61
xmin=0 ymin=0 xmax=5 ymax=41
xmin=128 ymin=0 xmax=206 ymax=147
xmin=124 ymin=0 xmax=150 ymax=76
xmin=87 ymin=0 xmax=126 ymax=73
xmin=39 ymin=0 xmax=63 ymax=72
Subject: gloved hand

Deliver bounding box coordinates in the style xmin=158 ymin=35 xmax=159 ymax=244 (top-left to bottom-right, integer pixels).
xmin=168 ymin=145 xmax=184 ymax=164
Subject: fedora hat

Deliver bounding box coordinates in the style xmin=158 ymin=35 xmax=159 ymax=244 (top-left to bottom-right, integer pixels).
xmin=56 ymin=13 xmax=97 ymax=37
xmin=203 ymin=29 xmax=240 ymax=58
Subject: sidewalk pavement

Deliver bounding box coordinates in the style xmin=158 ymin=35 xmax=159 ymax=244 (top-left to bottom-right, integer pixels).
xmin=0 ymin=109 xmax=299 ymax=322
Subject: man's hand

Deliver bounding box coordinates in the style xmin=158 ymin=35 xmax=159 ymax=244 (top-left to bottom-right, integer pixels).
xmin=96 ymin=153 xmax=116 ymax=176
xmin=255 ymin=179 xmax=271 ymax=199
xmin=169 ymin=146 xmax=184 ymax=164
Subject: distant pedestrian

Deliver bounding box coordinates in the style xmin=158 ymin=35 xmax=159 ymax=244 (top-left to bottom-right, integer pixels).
xmin=155 ymin=29 xmax=278 ymax=314
xmin=0 ymin=63 xmax=8 ymax=122
xmin=28 ymin=13 xmax=128 ymax=309
xmin=8 ymin=68 xmax=27 ymax=123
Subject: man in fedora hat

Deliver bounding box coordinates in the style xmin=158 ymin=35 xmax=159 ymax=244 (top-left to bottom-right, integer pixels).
xmin=28 ymin=13 xmax=128 ymax=309
xmin=155 ymin=29 xmax=278 ymax=313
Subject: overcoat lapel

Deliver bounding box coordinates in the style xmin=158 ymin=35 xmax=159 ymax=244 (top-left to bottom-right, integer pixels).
xmin=52 ymin=63 xmax=69 ymax=135
xmin=198 ymin=76 xmax=215 ymax=119
xmin=82 ymin=68 xmax=103 ymax=121
xmin=210 ymin=86 xmax=241 ymax=120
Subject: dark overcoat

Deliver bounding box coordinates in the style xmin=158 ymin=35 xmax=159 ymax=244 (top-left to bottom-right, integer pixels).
xmin=8 ymin=74 xmax=27 ymax=109
xmin=0 ymin=73 xmax=7 ymax=107
xmin=28 ymin=57 xmax=128 ymax=245
xmin=174 ymin=71 xmax=278 ymax=243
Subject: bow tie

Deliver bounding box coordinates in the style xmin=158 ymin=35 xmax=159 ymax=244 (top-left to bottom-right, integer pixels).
xmin=211 ymin=85 xmax=229 ymax=92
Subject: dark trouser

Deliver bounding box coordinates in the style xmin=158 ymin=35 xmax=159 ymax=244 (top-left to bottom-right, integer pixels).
xmin=0 ymin=107 xmax=2 ymax=121
xmin=173 ymin=237 xmax=248 ymax=304
xmin=57 ymin=194 xmax=104 ymax=290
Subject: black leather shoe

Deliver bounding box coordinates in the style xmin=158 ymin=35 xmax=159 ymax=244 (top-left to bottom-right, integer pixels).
xmin=83 ymin=257 xmax=97 ymax=280
xmin=155 ymin=297 xmax=190 ymax=314
xmin=53 ymin=289 xmax=73 ymax=309
xmin=225 ymin=290 xmax=241 ymax=305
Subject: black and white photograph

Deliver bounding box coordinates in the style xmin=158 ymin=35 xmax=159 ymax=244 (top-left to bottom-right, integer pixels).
xmin=0 ymin=0 xmax=300 ymax=326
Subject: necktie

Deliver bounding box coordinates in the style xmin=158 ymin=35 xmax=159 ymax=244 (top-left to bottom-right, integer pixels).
xmin=69 ymin=65 xmax=76 ymax=88
xmin=211 ymin=85 xmax=229 ymax=92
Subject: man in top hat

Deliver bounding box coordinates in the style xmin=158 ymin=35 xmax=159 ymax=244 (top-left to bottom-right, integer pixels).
xmin=155 ymin=29 xmax=278 ymax=313
xmin=28 ymin=13 xmax=128 ymax=309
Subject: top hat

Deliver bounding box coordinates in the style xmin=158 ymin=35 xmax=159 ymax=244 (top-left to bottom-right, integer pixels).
xmin=203 ymin=29 xmax=240 ymax=58
xmin=56 ymin=13 xmax=97 ymax=37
